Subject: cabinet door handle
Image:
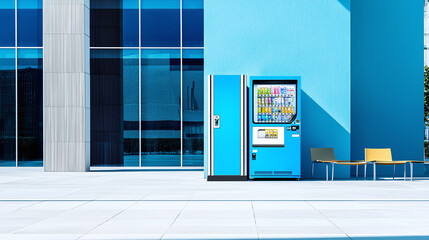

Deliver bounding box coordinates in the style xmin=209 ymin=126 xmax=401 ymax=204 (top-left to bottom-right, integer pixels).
xmin=214 ymin=115 xmax=220 ymax=128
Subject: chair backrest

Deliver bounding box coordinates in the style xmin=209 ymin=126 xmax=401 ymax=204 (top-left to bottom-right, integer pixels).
xmin=310 ymin=148 xmax=336 ymax=161
xmin=365 ymin=148 xmax=392 ymax=162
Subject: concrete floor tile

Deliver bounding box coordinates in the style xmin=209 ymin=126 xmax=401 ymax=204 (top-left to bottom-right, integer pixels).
xmin=1 ymin=168 xmax=429 ymax=239
xmin=80 ymin=234 xmax=161 ymax=240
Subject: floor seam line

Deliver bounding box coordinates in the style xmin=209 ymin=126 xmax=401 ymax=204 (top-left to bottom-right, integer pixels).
xmin=306 ymin=200 xmax=352 ymax=240
xmin=9 ymin=200 xmax=94 ymax=235
xmin=160 ymin=199 xmax=189 ymax=240
xmin=251 ymin=200 xmax=260 ymax=240
xmin=76 ymin=200 xmax=139 ymax=240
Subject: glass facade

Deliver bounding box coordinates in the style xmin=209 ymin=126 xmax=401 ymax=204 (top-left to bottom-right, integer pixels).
xmin=0 ymin=2 xmax=43 ymax=167
xmin=17 ymin=49 xmax=43 ymax=167
xmin=90 ymin=0 xmax=204 ymax=167
xmin=182 ymin=50 xmax=203 ymax=166
xmin=91 ymin=0 xmax=139 ymax=47
xmin=17 ymin=0 xmax=43 ymax=47
xmin=0 ymin=1 xmax=15 ymax=47
xmin=141 ymin=50 xmax=181 ymax=166
xmin=183 ymin=0 xmax=203 ymax=47
xmin=0 ymin=49 xmax=16 ymax=167
xmin=91 ymin=49 xmax=139 ymax=167
xmin=141 ymin=0 xmax=180 ymax=47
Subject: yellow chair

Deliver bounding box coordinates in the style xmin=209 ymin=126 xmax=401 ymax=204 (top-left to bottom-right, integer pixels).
xmin=405 ymin=160 xmax=425 ymax=181
xmin=365 ymin=148 xmax=407 ymax=181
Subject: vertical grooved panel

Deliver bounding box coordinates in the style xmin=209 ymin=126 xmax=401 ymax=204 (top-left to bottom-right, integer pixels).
xmin=43 ymin=0 xmax=90 ymax=172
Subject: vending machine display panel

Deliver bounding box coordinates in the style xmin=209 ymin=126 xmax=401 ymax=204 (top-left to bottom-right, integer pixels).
xmin=253 ymin=82 xmax=297 ymax=124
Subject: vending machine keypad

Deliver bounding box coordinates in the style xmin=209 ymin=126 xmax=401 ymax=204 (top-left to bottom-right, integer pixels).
xmin=252 ymin=127 xmax=285 ymax=147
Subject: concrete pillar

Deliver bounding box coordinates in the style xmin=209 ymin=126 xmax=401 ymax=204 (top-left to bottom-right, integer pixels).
xmin=43 ymin=0 xmax=90 ymax=171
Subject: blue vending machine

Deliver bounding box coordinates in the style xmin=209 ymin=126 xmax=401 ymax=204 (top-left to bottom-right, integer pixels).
xmin=248 ymin=77 xmax=301 ymax=179
xmin=207 ymin=75 xmax=247 ymax=181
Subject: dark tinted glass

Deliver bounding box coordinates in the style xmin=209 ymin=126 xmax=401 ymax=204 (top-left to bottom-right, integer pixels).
xmin=0 ymin=1 xmax=15 ymax=47
xmin=91 ymin=0 xmax=139 ymax=47
xmin=0 ymin=49 xmax=16 ymax=166
xmin=141 ymin=0 xmax=180 ymax=47
xmin=182 ymin=50 xmax=203 ymax=166
xmin=183 ymin=0 xmax=203 ymax=47
xmin=141 ymin=50 xmax=181 ymax=166
xmin=91 ymin=49 xmax=139 ymax=166
xmin=17 ymin=49 xmax=43 ymax=167
xmin=17 ymin=0 xmax=43 ymax=47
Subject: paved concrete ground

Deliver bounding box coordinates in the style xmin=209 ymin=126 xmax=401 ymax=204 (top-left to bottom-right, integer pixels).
xmin=1 ymin=168 xmax=429 ymax=240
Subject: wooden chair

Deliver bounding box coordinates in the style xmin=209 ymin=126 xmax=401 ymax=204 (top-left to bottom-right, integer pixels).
xmin=331 ymin=159 xmax=367 ymax=181
xmin=364 ymin=148 xmax=407 ymax=181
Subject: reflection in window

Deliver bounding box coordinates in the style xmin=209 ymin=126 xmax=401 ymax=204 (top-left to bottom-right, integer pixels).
xmin=0 ymin=49 xmax=16 ymax=167
xmin=182 ymin=50 xmax=203 ymax=166
xmin=91 ymin=0 xmax=139 ymax=47
xmin=17 ymin=0 xmax=43 ymax=47
xmin=141 ymin=0 xmax=180 ymax=47
xmin=91 ymin=49 xmax=139 ymax=167
xmin=183 ymin=0 xmax=203 ymax=47
xmin=141 ymin=50 xmax=181 ymax=166
xmin=17 ymin=49 xmax=43 ymax=167
xmin=0 ymin=1 xmax=15 ymax=47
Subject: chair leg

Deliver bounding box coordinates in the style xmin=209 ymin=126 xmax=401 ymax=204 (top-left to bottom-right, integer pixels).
xmin=312 ymin=162 xmax=314 ymax=179
xmin=373 ymin=163 xmax=376 ymax=181
xmin=356 ymin=165 xmax=359 ymax=180
xmin=326 ymin=164 xmax=328 ymax=181
xmin=364 ymin=164 xmax=367 ymax=180
xmin=332 ymin=163 xmax=335 ymax=182
xmin=404 ymin=164 xmax=406 ymax=181
xmin=393 ymin=165 xmax=396 ymax=180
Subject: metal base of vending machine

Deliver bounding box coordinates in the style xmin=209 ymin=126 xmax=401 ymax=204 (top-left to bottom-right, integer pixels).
xmin=207 ymin=176 xmax=248 ymax=181
xmin=207 ymin=75 xmax=248 ymax=181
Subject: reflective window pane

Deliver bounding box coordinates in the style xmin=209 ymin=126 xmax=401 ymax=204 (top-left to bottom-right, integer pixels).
xmin=183 ymin=0 xmax=203 ymax=47
xmin=141 ymin=0 xmax=180 ymax=47
xmin=17 ymin=0 xmax=43 ymax=47
xmin=17 ymin=49 xmax=43 ymax=167
xmin=0 ymin=1 xmax=15 ymax=47
xmin=0 ymin=49 xmax=16 ymax=167
xmin=141 ymin=50 xmax=181 ymax=166
xmin=91 ymin=49 xmax=139 ymax=167
xmin=182 ymin=50 xmax=203 ymax=166
xmin=91 ymin=0 xmax=139 ymax=47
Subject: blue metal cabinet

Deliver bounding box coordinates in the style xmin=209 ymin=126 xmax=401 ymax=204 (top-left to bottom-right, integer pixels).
xmin=248 ymin=76 xmax=301 ymax=179
xmin=207 ymin=75 xmax=247 ymax=181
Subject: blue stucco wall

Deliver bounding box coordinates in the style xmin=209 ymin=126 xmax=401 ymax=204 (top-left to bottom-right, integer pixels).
xmin=204 ymin=0 xmax=352 ymax=179
xmin=351 ymin=0 xmax=425 ymax=177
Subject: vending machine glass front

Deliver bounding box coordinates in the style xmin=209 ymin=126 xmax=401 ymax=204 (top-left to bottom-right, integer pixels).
xmin=253 ymin=82 xmax=297 ymax=124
